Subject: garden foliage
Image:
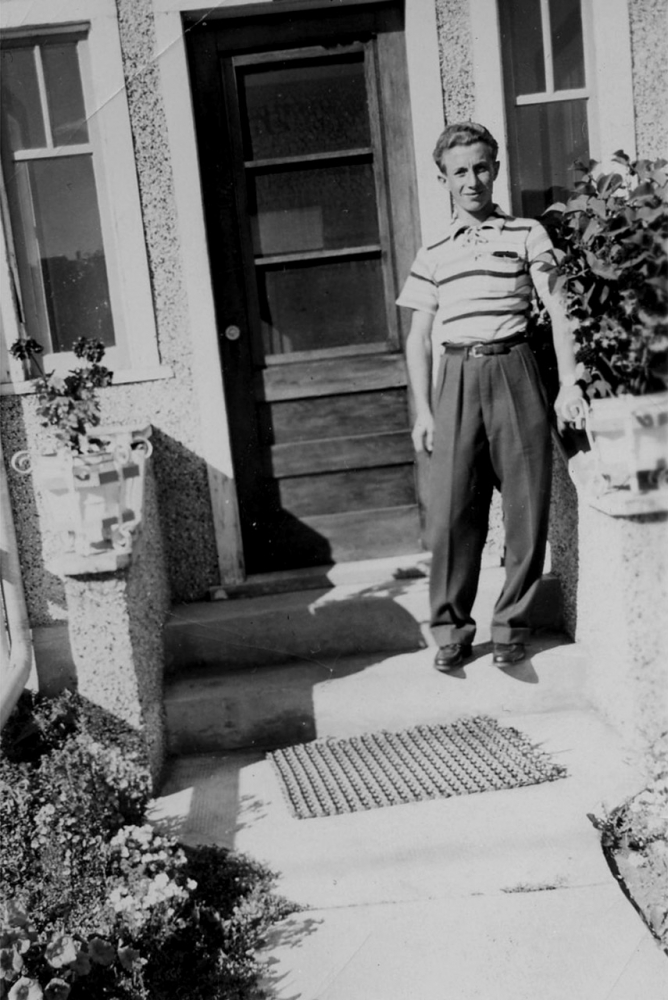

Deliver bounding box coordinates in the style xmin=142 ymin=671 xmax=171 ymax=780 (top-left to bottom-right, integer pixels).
xmin=9 ymin=338 xmax=113 ymax=454
xmin=587 ymin=736 xmax=668 ymax=954
xmin=542 ymin=154 xmax=668 ymax=399
xmin=0 ymin=691 xmax=296 ymax=999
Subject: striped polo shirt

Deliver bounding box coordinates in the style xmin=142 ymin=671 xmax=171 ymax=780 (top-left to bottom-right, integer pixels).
xmin=397 ymin=206 xmax=556 ymax=347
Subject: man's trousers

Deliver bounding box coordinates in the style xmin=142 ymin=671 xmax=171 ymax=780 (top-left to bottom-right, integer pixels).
xmin=427 ymin=342 xmax=551 ymax=648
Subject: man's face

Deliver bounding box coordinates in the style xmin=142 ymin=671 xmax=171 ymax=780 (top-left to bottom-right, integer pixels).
xmin=438 ymin=141 xmax=500 ymax=219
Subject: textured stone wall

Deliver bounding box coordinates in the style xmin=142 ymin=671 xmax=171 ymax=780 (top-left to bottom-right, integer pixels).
xmin=548 ymin=449 xmax=580 ymax=637
xmin=63 ymin=463 xmax=170 ymax=783
xmin=628 ymin=0 xmax=668 ymax=157
xmin=575 ymin=503 xmax=668 ymax=754
xmin=434 ymin=0 xmax=476 ymax=123
xmin=1 ymin=0 xmax=221 ymax=624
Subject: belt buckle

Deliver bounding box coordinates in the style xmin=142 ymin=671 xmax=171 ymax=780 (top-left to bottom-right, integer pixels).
xmin=468 ymin=343 xmax=485 ymax=358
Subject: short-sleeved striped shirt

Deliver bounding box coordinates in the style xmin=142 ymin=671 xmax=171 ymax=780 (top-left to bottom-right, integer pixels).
xmin=396 ymin=206 xmax=556 ymax=347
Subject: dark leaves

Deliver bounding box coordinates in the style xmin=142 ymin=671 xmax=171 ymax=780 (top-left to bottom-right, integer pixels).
xmin=543 ymin=153 xmax=668 ymax=396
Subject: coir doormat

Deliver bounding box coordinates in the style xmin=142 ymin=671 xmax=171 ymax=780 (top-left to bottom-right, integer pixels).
xmin=268 ymin=716 xmax=567 ymax=819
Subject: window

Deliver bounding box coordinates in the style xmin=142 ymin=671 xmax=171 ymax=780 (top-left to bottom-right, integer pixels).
xmin=1 ymin=30 xmax=116 ymax=355
xmin=0 ymin=2 xmax=163 ymax=391
xmin=498 ymin=0 xmax=590 ymax=217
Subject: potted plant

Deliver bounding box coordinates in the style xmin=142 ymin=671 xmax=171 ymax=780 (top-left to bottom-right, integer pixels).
xmin=543 ymin=154 xmax=668 ymax=499
xmin=9 ymin=337 xmax=152 ymax=572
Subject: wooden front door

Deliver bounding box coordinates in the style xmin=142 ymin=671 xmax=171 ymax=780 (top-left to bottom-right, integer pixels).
xmin=187 ymin=3 xmax=422 ymax=575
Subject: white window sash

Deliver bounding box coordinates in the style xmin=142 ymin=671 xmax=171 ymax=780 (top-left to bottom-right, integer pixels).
xmin=515 ymin=89 xmax=590 ymax=107
xmin=0 ymin=1 xmax=162 ymax=385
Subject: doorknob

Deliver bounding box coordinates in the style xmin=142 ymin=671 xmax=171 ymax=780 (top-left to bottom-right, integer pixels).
xmin=224 ymin=324 xmax=241 ymax=341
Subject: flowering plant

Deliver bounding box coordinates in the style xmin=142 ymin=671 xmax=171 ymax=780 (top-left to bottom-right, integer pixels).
xmin=0 ymin=899 xmax=143 ymax=1000
xmin=543 ymin=154 xmax=668 ymax=399
xmin=9 ymin=337 xmax=112 ymax=454
xmin=1 ymin=691 xmax=297 ymax=999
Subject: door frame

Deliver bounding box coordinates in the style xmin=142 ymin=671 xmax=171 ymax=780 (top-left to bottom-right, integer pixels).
xmin=153 ymin=0 xmax=445 ymax=586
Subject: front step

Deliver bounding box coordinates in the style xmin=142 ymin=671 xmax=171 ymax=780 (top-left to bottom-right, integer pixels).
xmin=164 ymin=554 xmax=437 ymax=675
xmin=164 ymin=639 xmax=588 ymax=755
xmin=164 ymin=565 xmax=567 ymax=754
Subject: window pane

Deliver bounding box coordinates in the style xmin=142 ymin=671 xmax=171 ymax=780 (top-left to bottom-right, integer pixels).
xmin=29 ymin=157 xmax=114 ymax=351
xmin=240 ymin=55 xmax=371 ymax=160
xmin=249 ymin=163 xmax=379 ymax=256
xmin=42 ymin=42 xmax=89 ymax=145
xmin=515 ymin=100 xmax=589 ymax=216
xmin=0 ymin=47 xmax=46 ymax=149
xmin=259 ymin=258 xmax=386 ymax=354
xmin=550 ymin=0 xmax=586 ymax=90
xmin=499 ymin=0 xmax=546 ymax=95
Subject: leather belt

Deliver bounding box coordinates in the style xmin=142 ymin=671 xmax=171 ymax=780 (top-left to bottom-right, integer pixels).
xmin=441 ymin=332 xmax=527 ymax=358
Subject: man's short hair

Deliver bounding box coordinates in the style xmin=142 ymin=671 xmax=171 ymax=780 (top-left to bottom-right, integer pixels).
xmin=433 ymin=122 xmax=499 ymax=172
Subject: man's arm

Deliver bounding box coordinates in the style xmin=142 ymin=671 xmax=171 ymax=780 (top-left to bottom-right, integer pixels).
xmin=405 ymin=310 xmax=436 ymax=453
xmin=540 ymin=288 xmax=585 ymax=430
xmin=529 ymin=230 xmax=585 ymax=430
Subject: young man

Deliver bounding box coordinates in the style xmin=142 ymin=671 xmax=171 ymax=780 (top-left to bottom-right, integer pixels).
xmin=398 ymin=122 xmax=583 ymax=670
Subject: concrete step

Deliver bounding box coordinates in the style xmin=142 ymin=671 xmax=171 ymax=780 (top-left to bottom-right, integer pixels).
xmin=164 ymin=637 xmax=589 ymax=754
xmin=164 ymin=558 xmax=562 ymax=675
xmin=164 ymin=562 xmax=570 ymax=753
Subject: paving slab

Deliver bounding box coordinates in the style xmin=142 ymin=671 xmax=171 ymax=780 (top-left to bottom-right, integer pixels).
xmin=151 ymin=559 xmax=665 ymax=998
xmin=259 ymin=885 xmax=666 ymax=1000
xmin=150 ymin=704 xmax=666 ymax=998
xmin=152 ymin=709 xmax=644 ymax=909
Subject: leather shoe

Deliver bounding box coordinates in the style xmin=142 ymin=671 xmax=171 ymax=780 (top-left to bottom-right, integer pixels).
xmin=434 ymin=643 xmax=472 ymax=671
xmin=493 ymin=642 xmax=526 ymax=666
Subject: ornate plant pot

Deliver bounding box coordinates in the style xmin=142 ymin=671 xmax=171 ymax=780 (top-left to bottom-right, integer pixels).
xmin=12 ymin=424 xmax=152 ymax=573
xmin=581 ymin=391 xmax=668 ymax=494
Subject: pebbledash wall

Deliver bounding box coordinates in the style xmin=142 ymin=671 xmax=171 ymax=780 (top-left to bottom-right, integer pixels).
xmin=0 ymin=0 xmax=222 ymax=627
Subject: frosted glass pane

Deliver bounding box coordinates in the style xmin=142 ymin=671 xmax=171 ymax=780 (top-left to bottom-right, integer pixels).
xmin=0 ymin=48 xmax=46 ymax=149
xmin=42 ymin=43 xmax=89 ymax=145
xmin=259 ymin=258 xmax=385 ymax=354
xmin=515 ymin=100 xmax=589 ymax=217
xmin=249 ymin=163 xmax=379 ymax=256
xmin=499 ymin=0 xmax=546 ymax=95
xmin=240 ymin=55 xmax=371 ymax=160
xmin=550 ymin=0 xmax=586 ymax=90
xmin=29 ymin=157 xmax=114 ymax=351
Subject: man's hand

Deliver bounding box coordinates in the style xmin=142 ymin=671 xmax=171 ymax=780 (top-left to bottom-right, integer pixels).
xmin=554 ymin=384 xmax=586 ymax=432
xmin=412 ymin=412 xmax=435 ymax=453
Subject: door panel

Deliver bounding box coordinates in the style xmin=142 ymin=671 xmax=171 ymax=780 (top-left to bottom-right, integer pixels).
xmin=260 ymin=387 xmax=409 ymax=444
xmin=186 ymin=3 xmax=423 ymax=575
xmin=278 ymin=465 xmax=416 ymax=517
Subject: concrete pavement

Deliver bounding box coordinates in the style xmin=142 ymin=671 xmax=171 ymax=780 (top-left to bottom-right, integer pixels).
xmin=151 ymin=562 xmax=667 ymax=998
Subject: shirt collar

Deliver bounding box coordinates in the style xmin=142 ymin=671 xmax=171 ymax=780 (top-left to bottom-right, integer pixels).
xmin=450 ymin=205 xmax=509 ymax=241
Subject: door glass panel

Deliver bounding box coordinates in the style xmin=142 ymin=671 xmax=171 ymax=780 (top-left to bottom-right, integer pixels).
xmin=515 ymin=100 xmax=589 ymax=216
xmin=239 ymin=55 xmax=371 ymax=160
xmin=258 ymin=258 xmax=386 ymax=354
xmin=499 ymin=0 xmax=546 ymax=95
xmin=550 ymin=0 xmax=585 ymax=90
xmin=249 ymin=162 xmax=379 ymax=256
xmin=29 ymin=156 xmax=114 ymax=351
xmin=42 ymin=42 xmax=89 ymax=145
xmin=0 ymin=48 xmax=46 ymax=149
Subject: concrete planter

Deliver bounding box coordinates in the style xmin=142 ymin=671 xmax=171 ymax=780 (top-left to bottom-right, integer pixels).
xmin=584 ymin=391 xmax=668 ymax=493
xmin=567 ymin=392 xmax=668 ymax=517
xmin=11 ymin=424 xmax=152 ymax=575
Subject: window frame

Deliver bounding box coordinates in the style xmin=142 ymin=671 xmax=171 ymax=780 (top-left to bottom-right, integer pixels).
xmin=0 ymin=2 xmax=167 ymax=393
xmin=470 ymin=0 xmax=636 ymax=218
xmin=498 ymin=0 xmax=592 ymax=216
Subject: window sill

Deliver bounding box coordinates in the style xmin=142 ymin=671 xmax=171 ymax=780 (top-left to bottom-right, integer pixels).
xmin=0 ymin=365 xmax=174 ymax=396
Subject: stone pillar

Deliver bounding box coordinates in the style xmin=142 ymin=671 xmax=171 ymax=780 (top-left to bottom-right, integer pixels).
xmin=575 ymin=503 xmax=668 ymax=756
xmin=63 ymin=464 xmax=170 ymax=784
